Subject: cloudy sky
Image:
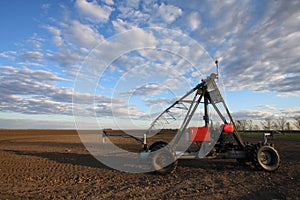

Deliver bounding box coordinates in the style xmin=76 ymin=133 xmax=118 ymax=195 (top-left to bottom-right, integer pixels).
xmin=0 ymin=0 xmax=299 ymax=129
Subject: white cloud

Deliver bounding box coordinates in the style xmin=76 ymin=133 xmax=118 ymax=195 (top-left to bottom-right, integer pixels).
xmin=20 ymin=51 xmax=43 ymax=61
xmin=0 ymin=66 xmax=18 ymax=73
xmin=149 ymin=3 xmax=182 ymax=24
xmin=0 ymin=51 xmax=17 ymax=60
xmin=0 ymin=66 xmax=67 ymax=83
xmin=0 ymin=66 xmax=128 ymax=117
xmin=24 ymin=34 xmax=44 ymax=49
xmin=232 ymin=106 xmax=300 ymax=121
xmin=157 ymin=3 xmax=182 ymax=23
xmin=104 ymin=0 xmax=114 ymax=5
xmin=45 ymin=21 xmax=103 ymax=73
xmin=232 ymin=109 xmax=274 ymax=120
xmin=67 ymin=20 xmax=103 ymax=48
xmin=141 ymin=97 xmax=176 ymax=107
xmin=41 ymin=3 xmax=50 ymax=10
xmin=46 ymin=25 xmax=63 ymax=46
xmin=112 ymin=18 xmax=133 ymax=32
xmin=47 ymin=22 xmax=90 ymax=48
xmin=83 ymin=28 xmax=157 ymax=71
xmin=204 ymin=0 xmax=300 ymax=95
xmin=75 ymin=0 xmax=113 ymax=23
xmin=110 ymin=104 xmax=146 ymax=118
xmin=124 ymin=28 xmax=157 ymax=47
xmin=257 ymin=104 xmax=277 ymax=111
xmin=112 ymin=10 xmax=150 ymax=32
xmin=188 ymin=12 xmax=201 ymax=31
xmin=125 ymin=0 xmax=140 ymax=9
xmin=47 ymin=46 xmax=84 ymax=69
xmin=120 ymin=83 xmax=165 ymax=97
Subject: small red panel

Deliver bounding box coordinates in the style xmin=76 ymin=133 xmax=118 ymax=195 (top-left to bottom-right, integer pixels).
xmin=189 ymin=127 xmax=210 ymax=142
xmin=223 ymin=124 xmax=234 ymax=133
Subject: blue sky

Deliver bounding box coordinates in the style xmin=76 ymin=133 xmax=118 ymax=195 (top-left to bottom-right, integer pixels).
xmin=0 ymin=0 xmax=299 ymax=129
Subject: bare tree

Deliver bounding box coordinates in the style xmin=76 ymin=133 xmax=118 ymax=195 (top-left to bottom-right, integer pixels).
xmin=236 ymin=120 xmax=248 ymax=131
xmin=285 ymin=122 xmax=292 ymax=131
xmin=276 ymin=117 xmax=287 ymax=131
xmin=294 ymin=116 xmax=300 ymax=130
xmin=248 ymin=120 xmax=253 ymax=131
xmin=253 ymin=124 xmax=260 ymax=131
xmin=234 ymin=120 xmax=241 ymax=131
xmin=272 ymin=122 xmax=278 ymax=130
xmin=261 ymin=118 xmax=273 ymax=131
xmin=211 ymin=121 xmax=222 ymax=133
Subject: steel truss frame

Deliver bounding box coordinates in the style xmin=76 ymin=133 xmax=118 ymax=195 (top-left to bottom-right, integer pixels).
xmin=145 ymin=73 xmax=245 ymax=156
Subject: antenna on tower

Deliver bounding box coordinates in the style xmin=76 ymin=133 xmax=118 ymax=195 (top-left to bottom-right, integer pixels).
xmin=215 ymin=60 xmax=219 ymax=79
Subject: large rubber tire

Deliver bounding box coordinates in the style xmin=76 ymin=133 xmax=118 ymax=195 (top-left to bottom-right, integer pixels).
xmin=251 ymin=143 xmax=280 ymax=172
xmin=149 ymin=141 xmax=178 ymax=175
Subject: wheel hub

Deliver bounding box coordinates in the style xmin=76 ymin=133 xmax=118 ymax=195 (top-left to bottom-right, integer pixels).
xmin=259 ymin=151 xmax=272 ymax=165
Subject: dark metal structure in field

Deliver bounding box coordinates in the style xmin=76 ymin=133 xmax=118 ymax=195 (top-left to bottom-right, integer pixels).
xmin=145 ymin=61 xmax=280 ymax=174
xmin=103 ymin=61 xmax=281 ymax=174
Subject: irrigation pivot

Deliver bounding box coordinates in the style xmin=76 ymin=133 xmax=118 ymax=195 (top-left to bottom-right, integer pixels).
xmin=103 ymin=61 xmax=281 ymax=175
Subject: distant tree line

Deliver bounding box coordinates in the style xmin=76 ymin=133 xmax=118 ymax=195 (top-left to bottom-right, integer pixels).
xmin=234 ymin=116 xmax=300 ymax=131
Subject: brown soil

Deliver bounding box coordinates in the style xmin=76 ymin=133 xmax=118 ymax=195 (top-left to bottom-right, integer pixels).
xmin=0 ymin=130 xmax=299 ymax=199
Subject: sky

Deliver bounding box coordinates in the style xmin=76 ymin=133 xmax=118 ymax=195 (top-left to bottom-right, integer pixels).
xmin=0 ymin=0 xmax=299 ymax=129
